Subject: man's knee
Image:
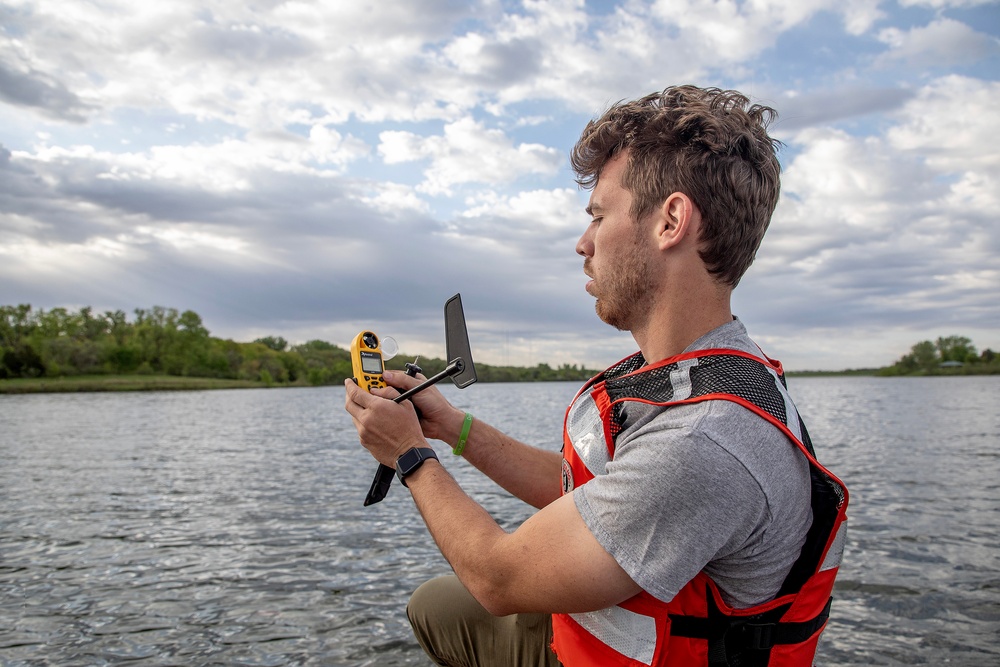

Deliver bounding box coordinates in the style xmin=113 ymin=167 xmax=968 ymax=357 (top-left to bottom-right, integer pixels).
xmin=406 ymin=575 xmax=558 ymax=667
xmin=407 ymin=575 xmax=488 ymax=666
xmin=407 ymin=574 xmax=481 ymax=630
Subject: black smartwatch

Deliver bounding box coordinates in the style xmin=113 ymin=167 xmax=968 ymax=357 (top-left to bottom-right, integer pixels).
xmin=394 ymin=447 xmax=438 ymax=487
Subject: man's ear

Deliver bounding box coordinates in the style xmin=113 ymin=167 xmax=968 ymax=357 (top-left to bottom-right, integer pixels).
xmin=654 ymin=192 xmax=697 ymax=251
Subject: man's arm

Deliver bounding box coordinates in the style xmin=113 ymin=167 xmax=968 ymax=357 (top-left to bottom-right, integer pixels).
xmin=407 ymin=459 xmax=641 ymax=616
xmin=381 ymin=369 xmax=563 ymax=509
xmin=344 ymin=379 xmax=640 ymax=615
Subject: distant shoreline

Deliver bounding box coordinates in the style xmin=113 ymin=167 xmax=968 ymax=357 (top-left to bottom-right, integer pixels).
xmin=785 ymin=369 xmax=879 ymax=377
xmin=787 ymin=367 xmax=1000 ymax=378
xmin=0 ymin=375 xmax=262 ymax=394
xmin=2 ymin=368 xmax=996 ymax=394
xmin=5 ymin=305 xmax=995 ymax=390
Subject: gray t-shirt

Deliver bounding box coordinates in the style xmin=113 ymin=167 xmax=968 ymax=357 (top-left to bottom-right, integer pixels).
xmin=573 ymin=318 xmax=812 ymax=608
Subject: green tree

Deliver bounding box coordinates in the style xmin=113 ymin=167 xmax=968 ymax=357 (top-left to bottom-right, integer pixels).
xmin=936 ymin=335 xmax=977 ymax=363
xmin=2 ymin=343 xmax=44 ymax=378
xmin=103 ymin=342 xmax=142 ymax=373
xmin=41 ymin=337 xmax=103 ymax=376
xmin=883 ymin=340 xmax=937 ymax=375
xmin=170 ymin=310 xmax=212 ymax=375
xmin=911 ymin=340 xmax=938 ymax=371
xmin=105 ymin=309 xmax=130 ymax=345
xmin=78 ymin=306 xmax=111 ymax=341
xmin=0 ymin=304 xmax=34 ymax=348
xmin=134 ymin=306 xmax=181 ymax=371
xmin=292 ymin=339 xmax=353 ymax=385
xmin=255 ymin=336 xmax=288 ymax=351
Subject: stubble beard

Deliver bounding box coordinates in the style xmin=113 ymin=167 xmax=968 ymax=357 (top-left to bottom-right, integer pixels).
xmin=588 ymin=238 xmax=656 ymax=333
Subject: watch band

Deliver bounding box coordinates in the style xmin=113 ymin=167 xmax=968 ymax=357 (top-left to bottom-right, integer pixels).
xmin=394 ymin=447 xmax=439 ymax=487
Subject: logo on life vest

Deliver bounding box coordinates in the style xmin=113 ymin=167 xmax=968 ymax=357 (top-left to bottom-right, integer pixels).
xmin=561 ymin=457 xmax=574 ymax=494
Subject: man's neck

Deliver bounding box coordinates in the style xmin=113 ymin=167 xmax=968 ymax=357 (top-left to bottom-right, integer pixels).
xmin=631 ymin=282 xmax=733 ymax=364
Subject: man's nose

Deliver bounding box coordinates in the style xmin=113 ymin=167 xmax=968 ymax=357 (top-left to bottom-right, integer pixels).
xmin=576 ymin=224 xmax=594 ymax=257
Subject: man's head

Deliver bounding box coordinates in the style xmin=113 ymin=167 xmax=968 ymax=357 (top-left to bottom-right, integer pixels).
xmin=571 ymin=85 xmax=782 ymax=287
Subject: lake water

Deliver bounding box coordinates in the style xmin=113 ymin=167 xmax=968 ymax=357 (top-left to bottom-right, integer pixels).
xmin=1 ymin=376 xmax=998 ymax=666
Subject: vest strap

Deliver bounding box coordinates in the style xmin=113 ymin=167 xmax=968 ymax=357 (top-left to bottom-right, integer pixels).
xmin=668 ymin=595 xmax=832 ymax=659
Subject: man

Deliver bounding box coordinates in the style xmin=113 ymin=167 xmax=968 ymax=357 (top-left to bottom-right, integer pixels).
xmin=344 ymin=85 xmax=848 ymax=667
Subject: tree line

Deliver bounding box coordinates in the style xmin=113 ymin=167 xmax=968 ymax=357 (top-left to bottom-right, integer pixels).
xmin=878 ymin=335 xmax=998 ymax=376
xmin=0 ymin=304 xmax=599 ymax=385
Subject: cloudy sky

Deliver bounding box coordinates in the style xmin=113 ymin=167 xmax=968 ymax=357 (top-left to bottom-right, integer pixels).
xmin=1 ymin=0 xmax=997 ymax=371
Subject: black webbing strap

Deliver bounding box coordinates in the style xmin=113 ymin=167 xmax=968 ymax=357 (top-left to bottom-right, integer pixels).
xmin=669 ymin=592 xmax=833 ymax=666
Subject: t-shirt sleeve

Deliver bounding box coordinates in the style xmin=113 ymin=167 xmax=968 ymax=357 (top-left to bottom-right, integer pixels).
xmin=572 ymin=405 xmax=769 ymax=604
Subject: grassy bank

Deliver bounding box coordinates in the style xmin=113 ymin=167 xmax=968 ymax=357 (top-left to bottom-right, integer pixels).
xmin=0 ymin=374 xmax=268 ymax=394
xmin=786 ymin=368 xmax=880 ymax=377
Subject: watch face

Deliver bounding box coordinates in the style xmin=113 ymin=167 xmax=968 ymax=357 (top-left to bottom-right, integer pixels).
xmin=397 ymin=449 xmax=419 ymax=473
xmin=395 ymin=447 xmax=437 ymax=487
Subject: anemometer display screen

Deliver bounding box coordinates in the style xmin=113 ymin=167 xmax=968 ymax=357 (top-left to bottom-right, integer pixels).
xmin=360 ymin=351 xmax=383 ymax=374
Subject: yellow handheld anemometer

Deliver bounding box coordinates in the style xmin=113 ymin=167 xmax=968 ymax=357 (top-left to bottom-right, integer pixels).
xmin=350 ymin=331 xmax=387 ymax=392
xmin=354 ymin=294 xmax=478 ymax=507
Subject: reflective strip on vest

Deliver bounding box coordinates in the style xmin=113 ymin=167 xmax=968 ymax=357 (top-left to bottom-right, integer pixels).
xmin=820 ymin=520 xmax=848 ymax=572
xmin=668 ymin=357 xmax=699 ymax=401
xmin=763 ymin=363 xmax=803 ymax=442
xmin=568 ymin=606 xmax=657 ymax=666
xmin=566 ymin=390 xmax=609 ymax=477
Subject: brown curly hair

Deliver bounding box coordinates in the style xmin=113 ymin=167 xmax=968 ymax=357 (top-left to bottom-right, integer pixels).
xmin=570 ymin=85 xmax=782 ymax=287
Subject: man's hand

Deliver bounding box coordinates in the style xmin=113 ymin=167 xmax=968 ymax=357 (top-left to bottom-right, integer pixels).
xmin=381 ymin=369 xmax=468 ymax=444
xmin=344 ymin=379 xmax=428 ymax=467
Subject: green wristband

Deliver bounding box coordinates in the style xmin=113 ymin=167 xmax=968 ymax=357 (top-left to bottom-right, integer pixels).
xmin=453 ymin=412 xmax=473 ymax=456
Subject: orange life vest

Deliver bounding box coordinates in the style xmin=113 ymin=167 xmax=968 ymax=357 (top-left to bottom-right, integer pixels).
xmin=551 ymin=349 xmax=849 ymax=667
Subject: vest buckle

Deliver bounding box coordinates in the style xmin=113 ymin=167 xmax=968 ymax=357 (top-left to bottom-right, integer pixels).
xmin=746 ymin=622 xmax=776 ymax=650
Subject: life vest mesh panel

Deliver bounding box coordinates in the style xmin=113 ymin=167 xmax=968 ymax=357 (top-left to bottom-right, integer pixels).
xmin=603 ymin=354 xmax=789 ymax=440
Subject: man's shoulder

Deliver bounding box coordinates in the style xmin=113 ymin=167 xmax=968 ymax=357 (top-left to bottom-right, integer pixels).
xmin=617 ymin=399 xmax=771 ymax=475
xmin=683 ymin=317 xmax=760 ymax=356
xmin=618 ymin=396 xmax=802 ymax=490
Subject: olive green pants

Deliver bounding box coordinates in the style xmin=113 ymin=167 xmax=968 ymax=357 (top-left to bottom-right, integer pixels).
xmin=406 ymin=575 xmax=562 ymax=667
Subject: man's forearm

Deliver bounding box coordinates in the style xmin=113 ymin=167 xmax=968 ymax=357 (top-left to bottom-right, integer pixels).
xmin=444 ymin=414 xmax=563 ymax=509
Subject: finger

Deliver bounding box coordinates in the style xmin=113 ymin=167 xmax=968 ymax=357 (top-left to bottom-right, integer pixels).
xmin=343 ymin=380 xmax=361 ymax=417
xmin=344 ymin=379 xmax=376 ymax=409
xmin=383 ymin=369 xmax=426 ymax=390
xmin=370 ymin=384 xmax=401 ymax=401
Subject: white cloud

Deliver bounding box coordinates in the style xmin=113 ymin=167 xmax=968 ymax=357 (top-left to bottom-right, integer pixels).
xmin=887 ymin=76 xmax=1000 ymax=173
xmin=877 ymin=18 xmax=1000 ymax=68
xmin=837 ymin=0 xmax=887 ymax=36
xmin=648 ymin=0 xmax=883 ymax=55
xmin=361 ymin=183 xmax=432 ymax=215
xmin=378 ymin=131 xmax=430 ymax=164
xmin=465 ymin=187 xmax=582 ymax=230
xmin=458 ymin=187 xmax=584 ymax=253
xmin=20 ymin=125 xmax=368 ymax=194
xmin=776 ymin=128 xmax=926 ymax=241
xmin=377 ymin=117 xmax=562 ymax=195
xmin=898 ymin=0 xmax=996 ymax=7
xmin=772 ymin=77 xmax=1000 ymax=262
